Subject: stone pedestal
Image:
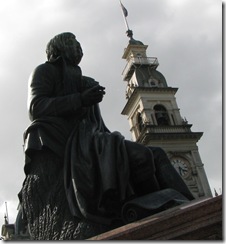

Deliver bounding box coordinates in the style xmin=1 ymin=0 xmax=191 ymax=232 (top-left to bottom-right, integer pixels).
xmin=89 ymin=195 xmax=222 ymax=240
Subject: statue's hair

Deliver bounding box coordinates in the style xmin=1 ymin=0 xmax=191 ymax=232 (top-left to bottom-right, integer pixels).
xmin=46 ymin=32 xmax=75 ymax=61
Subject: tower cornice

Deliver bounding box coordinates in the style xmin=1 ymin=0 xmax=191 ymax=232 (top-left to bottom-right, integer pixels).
xmin=137 ymin=127 xmax=203 ymax=145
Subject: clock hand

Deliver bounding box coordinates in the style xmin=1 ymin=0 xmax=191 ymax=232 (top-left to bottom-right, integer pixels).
xmin=179 ymin=166 xmax=183 ymax=175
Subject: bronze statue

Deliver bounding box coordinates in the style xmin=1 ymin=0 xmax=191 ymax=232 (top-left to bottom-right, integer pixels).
xmin=18 ymin=32 xmax=194 ymax=240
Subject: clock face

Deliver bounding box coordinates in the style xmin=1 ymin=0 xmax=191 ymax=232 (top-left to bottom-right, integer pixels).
xmin=171 ymin=157 xmax=190 ymax=178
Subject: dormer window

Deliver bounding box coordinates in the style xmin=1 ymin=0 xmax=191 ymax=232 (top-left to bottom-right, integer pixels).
xmin=149 ymin=78 xmax=158 ymax=87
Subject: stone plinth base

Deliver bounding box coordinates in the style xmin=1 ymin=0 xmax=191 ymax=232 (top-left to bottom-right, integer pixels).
xmin=89 ymin=195 xmax=222 ymax=240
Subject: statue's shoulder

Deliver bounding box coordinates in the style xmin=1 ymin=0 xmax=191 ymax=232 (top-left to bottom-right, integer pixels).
xmin=37 ymin=61 xmax=61 ymax=71
xmin=29 ymin=62 xmax=62 ymax=88
xmin=32 ymin=61 xmax=62 ymax=78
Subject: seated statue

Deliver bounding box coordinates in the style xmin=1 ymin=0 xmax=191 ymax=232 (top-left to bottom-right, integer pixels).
xmin=18 ymin=32 xmax=194 ymax=240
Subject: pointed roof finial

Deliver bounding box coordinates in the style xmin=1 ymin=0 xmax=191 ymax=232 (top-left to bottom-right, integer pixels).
xmin=126 ymin=29 xmax=133 ymax=39
xmin=4 ymin=202 xmax=9 ymax=224
xmin=4 ymin=214 xmax=8 ymax=225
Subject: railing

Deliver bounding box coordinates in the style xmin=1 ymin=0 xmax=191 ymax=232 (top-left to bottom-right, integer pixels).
xmin=122 ymin=57 xmax=159 ymax=79
xmin=146 ymin=125 xmax=192 ymax=133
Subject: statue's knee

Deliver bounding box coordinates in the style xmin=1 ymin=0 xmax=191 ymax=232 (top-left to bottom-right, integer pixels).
xmin=150 ymin=147 xmax=168 ymax=162
xmin=150 ymin=147 xmax=166 ymax=158
xmin=136 ymin=147 xmax=155 ymax=170
xmin=125 ymin=141 xmax=156 ymax=177
xmin=125 ymin=142 xmax=161 ymax=195
xmin=130 ymin=149 xmax=155 ymax=179
xmin=149 ymin=147 xmax=172 ymax=171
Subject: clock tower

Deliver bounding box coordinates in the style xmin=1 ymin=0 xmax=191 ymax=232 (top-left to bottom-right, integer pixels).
xmin=121 ymin=30 xmax=212 ymax=198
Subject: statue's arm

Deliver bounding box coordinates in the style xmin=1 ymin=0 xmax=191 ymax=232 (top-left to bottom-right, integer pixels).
xmin=28 ymin=64 xmax=83 ymax=121
xmin=81 ymin=76 xmax=99 ymax=88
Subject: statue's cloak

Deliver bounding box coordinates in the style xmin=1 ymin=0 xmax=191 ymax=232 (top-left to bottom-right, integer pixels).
xmin=64 ymin=104 xmax=133 ymax=224
xmin=23 ymin=58 xmax=133 ymax=225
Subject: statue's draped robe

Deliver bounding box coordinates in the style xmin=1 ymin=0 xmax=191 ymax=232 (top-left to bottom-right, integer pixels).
xmin=23 ymin=58 xmax=134 ymax=226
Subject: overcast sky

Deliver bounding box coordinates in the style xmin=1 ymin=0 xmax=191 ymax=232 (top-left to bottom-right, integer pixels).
xmin=0 ymin=0 xmax=222 ymax=229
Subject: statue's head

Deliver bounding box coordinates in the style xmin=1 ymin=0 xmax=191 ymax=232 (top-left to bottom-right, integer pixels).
xmin=46 ymin=32 xmax=83 ymax=65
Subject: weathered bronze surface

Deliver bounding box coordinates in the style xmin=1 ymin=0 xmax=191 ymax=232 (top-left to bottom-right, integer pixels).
xmin=18 ymin=32 xmax=194 ymax=240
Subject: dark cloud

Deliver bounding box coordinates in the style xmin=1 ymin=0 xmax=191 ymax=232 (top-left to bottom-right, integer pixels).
xmin=0 ymin=0 xmax=222 ymax=227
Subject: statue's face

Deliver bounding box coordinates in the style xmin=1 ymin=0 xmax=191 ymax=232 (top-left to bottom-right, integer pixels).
xmin=63 ymin=36 xmax=83 ymax=65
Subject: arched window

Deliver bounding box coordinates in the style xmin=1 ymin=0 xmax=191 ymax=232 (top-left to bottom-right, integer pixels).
xmin=148 ymin=78 xmax=158 ymax=87
xmin=137 ymin=112 xmax=144 ymax=132
xmin=154 ymin=105 xmax=170 ymax=125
